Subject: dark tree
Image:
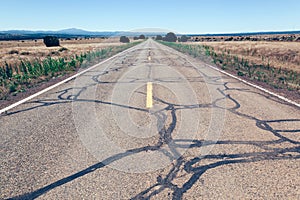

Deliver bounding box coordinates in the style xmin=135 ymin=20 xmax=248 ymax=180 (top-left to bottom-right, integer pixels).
xmin=180 ymin=35 xmax=188 ymax=42
xmin=120 ymin=36 xmax=130 ymax=43
xmin=156 ymin=35 xmax=163 ymax=40
xmin=43 ymin=36 xmax=60 ymax=47
xmin=164 ymin=32 xmax=177 ymax=42
xmin=133 ymin=36 xmax=139 ymax=40
xmin=139 ymin=34 xmax=146 ymax=39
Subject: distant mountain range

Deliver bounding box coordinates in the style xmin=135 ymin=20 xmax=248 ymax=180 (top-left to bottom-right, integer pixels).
xmin=0 ymin=28 xmax=299 ymax=41
xmin=0 ymin=28 xmax=131 ymax=36
xmin=0 ymin=28 xmax=169 ymax=40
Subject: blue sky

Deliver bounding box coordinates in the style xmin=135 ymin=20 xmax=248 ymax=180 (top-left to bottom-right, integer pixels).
xmin=1 ymin=0 xmax=300 ymax=34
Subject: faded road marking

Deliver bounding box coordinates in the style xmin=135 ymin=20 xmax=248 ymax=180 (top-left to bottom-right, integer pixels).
xmin=146 ymin=82 xmax=153 ymax=108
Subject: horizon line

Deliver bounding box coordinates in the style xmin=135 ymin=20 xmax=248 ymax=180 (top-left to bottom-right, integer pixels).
xmin=0 ymin=28 xmax=300 ymax=35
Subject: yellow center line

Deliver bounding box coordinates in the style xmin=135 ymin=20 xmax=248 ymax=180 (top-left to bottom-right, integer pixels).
xmin=146 ymin=82 xmax=153 ymax=108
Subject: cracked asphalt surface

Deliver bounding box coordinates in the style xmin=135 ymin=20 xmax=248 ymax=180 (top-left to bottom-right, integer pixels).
xmin=1 ymin=39 xmax=300 ymax=199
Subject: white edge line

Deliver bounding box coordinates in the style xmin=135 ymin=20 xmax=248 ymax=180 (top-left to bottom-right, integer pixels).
xmin=158 ymin=41 xmax=300 ymax=108
xmin=158 ymin=41 xmax=299 ymax=108
xmin=204 ymin=63 xmax=300 ymax=108
xmin=0 ymin=43 xmax=143 ymax=115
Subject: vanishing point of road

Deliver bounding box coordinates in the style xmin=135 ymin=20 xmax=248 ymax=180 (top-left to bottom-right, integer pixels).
xmin=1 ymin=39 xmax=299 ymax=199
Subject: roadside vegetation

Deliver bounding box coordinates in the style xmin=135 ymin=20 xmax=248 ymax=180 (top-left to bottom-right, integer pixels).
xmin=160 ymin=41 xmax=300 ymax=93
xmin=0 ymin=41 xmax=140 ymax=99
xmin=43 ymin=36 xmax=60 ymax=47
xmin=191 ymin=34 xmax=300 ymax=42
xmin=198 ymin=41 xmax=300 ymax=73
xmin=120 ymin=36 xmax=130 ymax=43
xmin=133 ymin=35 xmax=146 ymax=40
xmin=155 ymin=32 xmax=189 ymax=43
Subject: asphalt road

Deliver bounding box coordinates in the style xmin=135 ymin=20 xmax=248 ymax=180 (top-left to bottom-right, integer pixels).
xmin=1 ymin=39 xmax=299 ymax=199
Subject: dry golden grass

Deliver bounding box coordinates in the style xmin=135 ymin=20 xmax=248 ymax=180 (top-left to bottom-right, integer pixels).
xmin=190 ymin=41 xmax=300 ymax=72
xmin=0 ymin=37 xmax=122 ymax=67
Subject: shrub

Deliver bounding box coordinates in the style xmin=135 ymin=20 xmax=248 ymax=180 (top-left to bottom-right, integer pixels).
xmin=180 ymin=35 xmax=188 ymax=42
xmin=133 ymin=36 xmax=139 ymax=40
xmin=164 ymin=32 xmax=177 ymax=42
xmin=20 ymin=51 xmax=30 ymax=55
xmin=225 ymin=37 xmax=233 ymax=41
xmin=8 ymin=50 xmax=19 ymax=54
xmin=58 ymin=47 xmax=69 ymax=52
xmin=49 ymin=51 xmax=60 ymax=56
xmin=139 ymin=34 xmax=146 ymax=39
xmin=43 ymin=36 xmax=60 ymax=47
xmin=120 ymin=36 xmax=130 ymax=43
xmin=9 ymin=83 xmax=17 ymax=93
xmin=156 ymin=35 xmax=163 ymax=40
xmin=237 ymin=71 xmax=245 ymax=76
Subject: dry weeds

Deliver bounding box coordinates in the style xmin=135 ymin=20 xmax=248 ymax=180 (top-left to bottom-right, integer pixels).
xmin=0 ymin=38 xmax=122 ymax=67
xmin=191 ymin=41 xmax=300 ymax=73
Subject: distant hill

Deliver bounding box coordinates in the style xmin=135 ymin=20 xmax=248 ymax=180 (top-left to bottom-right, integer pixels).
xmin=0 ymin=28 xmax=168 ymax=41
xmin=0 ymin=28 xmax=121 ymax=40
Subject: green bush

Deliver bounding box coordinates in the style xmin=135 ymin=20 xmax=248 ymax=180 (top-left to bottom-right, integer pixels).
xmin=43 ymin=36 xmax=60 ymax=47
xmin=164 ymin=32 xmax=177 ymax=42
xmin=139 ymin=34 xmax=146 ymax=39
xmin=156 ymin=35 xmax=163 ymax=40
xmin=180 ymin=35 xmax=188 ymax=42
xmin=237 ymin=71 xmax=245 ymax=76
xmin=120 ymin=36 xmax=130 ymax=43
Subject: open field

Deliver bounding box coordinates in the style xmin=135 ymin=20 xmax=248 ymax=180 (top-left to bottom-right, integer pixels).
xmin=193 ymin=41 xmax=300 ymax=73
xmin=190 ymin=34 xmax=300 ymax=42
xmin=0 ymin=37 xmax=122 ymax=66
xmin=0 ymin=38 xmax=141 ymax=100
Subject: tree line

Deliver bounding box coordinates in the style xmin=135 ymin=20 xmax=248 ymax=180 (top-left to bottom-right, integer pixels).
xmin=119 ymin=32 xmax=190 ymax=43
xmin=41 ymin=33 xmax=190 ymax=46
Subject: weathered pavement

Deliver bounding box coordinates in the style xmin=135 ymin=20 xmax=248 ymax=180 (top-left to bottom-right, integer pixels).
xmin=1 ymin=39 xmax=299 ymax=199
